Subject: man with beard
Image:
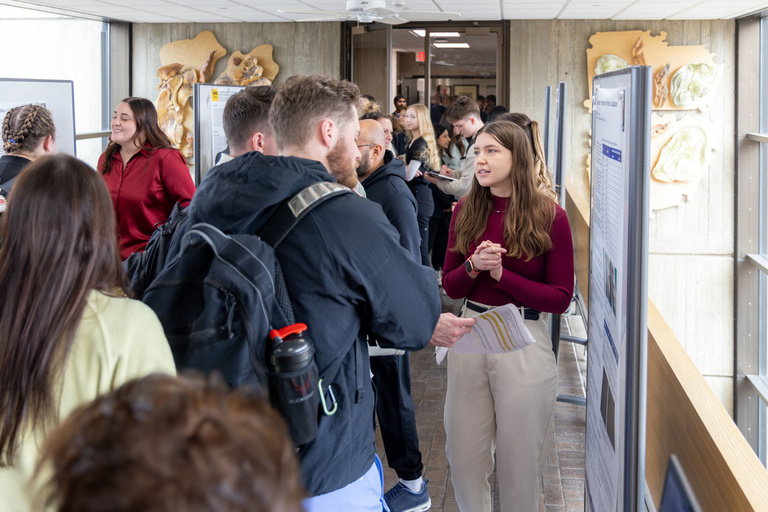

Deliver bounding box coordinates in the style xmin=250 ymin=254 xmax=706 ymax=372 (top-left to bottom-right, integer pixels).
xmin=185 ymin=75 xmax=476 ymax=512
xmin=357 ymin=120 xmax=429 ymax=511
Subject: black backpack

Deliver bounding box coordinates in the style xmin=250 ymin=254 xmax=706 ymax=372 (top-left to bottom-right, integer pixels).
xmin=124 ymin=201 xmax=190 ymax=299
xmin=141 ymin=182 xmax=350 ymax=440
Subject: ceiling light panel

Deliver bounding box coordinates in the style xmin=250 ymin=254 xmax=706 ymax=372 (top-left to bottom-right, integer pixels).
xmin=433 ymin=42 xmax=470 ymax=48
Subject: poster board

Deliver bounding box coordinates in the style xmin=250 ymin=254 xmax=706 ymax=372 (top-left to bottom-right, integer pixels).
xmin=585 ymin=66 xmax=651 ymax=512
xmin=0 ymin=78 xmax=76 ymax=157
xmin=193 ymin=83 xmax=246 ymax=183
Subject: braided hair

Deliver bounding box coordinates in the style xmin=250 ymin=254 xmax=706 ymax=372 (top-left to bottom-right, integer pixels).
xmin=2 ymin=105 xmax=56 ymax=155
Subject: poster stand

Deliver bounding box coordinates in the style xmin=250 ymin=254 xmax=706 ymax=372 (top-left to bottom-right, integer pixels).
xmin=584 ymin=65 xmax=651 ymax=512
xmin=0 ymin=78 xmax=76 ymax=157
xmin=193 ymin=83 xmax=246 ymax=183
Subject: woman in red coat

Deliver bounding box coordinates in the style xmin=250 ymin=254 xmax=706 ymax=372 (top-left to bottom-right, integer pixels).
xmin=98 ymin=97 xmax=195 ymax=260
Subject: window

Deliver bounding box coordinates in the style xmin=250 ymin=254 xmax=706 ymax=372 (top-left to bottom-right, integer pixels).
xmin=0 ymin=5 xmax=109 ymax=168
xmin=736 ymin=12 xmax=768 ymax=466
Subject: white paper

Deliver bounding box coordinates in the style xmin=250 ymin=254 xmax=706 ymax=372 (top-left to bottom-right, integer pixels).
xmin=435 ymin=305 xmax=536 ymax=365
xmin=453 ymin=304 xmax=536 ymax=354
xmin=405 ymin=160 xmax=421 ymax=181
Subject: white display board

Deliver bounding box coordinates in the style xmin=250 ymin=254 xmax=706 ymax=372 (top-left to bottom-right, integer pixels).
xmin=0 ymin=78 xmax=76 ymax=157
xmin=585 ymin=66 xmax=651 ymax=512
xmin=193 ymin=83 xmax=246 ymax=184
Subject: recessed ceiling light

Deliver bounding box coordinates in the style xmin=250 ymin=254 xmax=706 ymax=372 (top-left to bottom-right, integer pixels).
xmin=410 ymin=30 xmax=462 ymax=38
xmin=433 ymin=42 xmax=469 ymax=48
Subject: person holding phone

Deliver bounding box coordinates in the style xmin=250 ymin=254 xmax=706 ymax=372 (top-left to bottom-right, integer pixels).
xmin=403 ymin=104 xmax=440 ymax=265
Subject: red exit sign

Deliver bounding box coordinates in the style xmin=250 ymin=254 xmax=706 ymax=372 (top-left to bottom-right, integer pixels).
xmin=416 ymin=51 xmax=425 ymax=62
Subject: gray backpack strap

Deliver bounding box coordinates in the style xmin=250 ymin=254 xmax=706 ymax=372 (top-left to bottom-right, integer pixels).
xmin=259 ymin=182 xmax=351 ymax=247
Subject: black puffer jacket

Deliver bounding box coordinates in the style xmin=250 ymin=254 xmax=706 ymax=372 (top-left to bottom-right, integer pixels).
xmin=186 ymin=151 xmax=442 ymax=496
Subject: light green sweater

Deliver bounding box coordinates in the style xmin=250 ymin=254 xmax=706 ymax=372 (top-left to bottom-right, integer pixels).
xmin=0 ymin=290 xmax=177 ymax=511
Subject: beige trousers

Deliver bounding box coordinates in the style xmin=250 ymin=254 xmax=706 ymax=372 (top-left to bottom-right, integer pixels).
xmin=444 ymin=303 xmax=558 ymax=512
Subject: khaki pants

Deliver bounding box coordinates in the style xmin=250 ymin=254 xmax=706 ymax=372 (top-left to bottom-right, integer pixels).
xmin=444 ymin=302 xmax=558 ymax=512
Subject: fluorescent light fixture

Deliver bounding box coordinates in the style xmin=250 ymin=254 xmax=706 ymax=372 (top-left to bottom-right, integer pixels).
xmin=433 ymin=42 xmax=470 ymax=48
xmin=410 ymin=30 xmax=461 ymax=38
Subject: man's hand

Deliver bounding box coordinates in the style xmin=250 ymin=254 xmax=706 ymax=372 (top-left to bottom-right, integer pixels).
xmin=429 ymin=313 xmax=477 ymax=347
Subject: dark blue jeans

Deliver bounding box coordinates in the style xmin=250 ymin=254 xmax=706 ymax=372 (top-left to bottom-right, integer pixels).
xmin=370 ymin=353 xmax=423 ymax=481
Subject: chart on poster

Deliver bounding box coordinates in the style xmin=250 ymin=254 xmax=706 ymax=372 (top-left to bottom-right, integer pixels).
xmin=585 ymin=66 xmax=651 ymax=512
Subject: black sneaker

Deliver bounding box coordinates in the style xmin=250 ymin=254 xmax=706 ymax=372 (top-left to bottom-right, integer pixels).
xmin=383 ymin=479 xmax=431 ymax=512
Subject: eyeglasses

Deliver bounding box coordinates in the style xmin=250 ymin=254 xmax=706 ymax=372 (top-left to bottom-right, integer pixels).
xmin=357 ymin=144 xmax=376 ymax=148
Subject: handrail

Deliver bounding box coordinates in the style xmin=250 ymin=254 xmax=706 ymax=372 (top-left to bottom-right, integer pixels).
xmin=75 ymin=130 xmax=111 ymax=140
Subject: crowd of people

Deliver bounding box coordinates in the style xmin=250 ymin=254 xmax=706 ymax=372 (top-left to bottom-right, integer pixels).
xmin=0 ymin=76 xmax=573 ymax=512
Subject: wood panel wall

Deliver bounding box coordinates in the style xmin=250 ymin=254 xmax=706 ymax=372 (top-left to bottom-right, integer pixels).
xmin=131 ymin=22 xmax=342 ymax=100
xmin=511 ymin=19 xmax=737 ymax=411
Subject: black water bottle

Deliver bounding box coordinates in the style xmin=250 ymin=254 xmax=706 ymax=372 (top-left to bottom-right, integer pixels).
xmin=267 ymin=323 xmax=320 ymax=446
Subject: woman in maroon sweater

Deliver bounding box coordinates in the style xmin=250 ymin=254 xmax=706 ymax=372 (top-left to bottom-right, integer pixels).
xmin=99 ymin=98 xmax=195 ymax=260
xmin=441 ymin=119 xmax=574 ymax=512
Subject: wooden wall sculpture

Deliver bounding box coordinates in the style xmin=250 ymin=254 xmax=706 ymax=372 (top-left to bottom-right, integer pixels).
xmin=214 ymin=44 xmax=279 ymax=86
xmin=156 ymin=30 xmax=226 ymax=160
xmin=584 ymin=30 xmax=723 ymax=210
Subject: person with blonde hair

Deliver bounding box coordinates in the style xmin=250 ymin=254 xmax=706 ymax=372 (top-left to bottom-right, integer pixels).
xmin=0 ymin=104 xmax=56 ymax=200
xmin=440 ymin=121 xmax=574 ymax=512
xmin=403 ymin=103 xmax=440 ymax=265
xmin=0 ymin=154 xmax=176 ymax=512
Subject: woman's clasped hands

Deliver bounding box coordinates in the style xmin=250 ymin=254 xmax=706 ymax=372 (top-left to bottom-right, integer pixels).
xmin=469 ymin=240 xmax=507 ymax=281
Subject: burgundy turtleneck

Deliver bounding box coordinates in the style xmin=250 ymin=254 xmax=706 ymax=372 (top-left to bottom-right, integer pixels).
xmin=442 ymin=194 xmax=574 ymax=314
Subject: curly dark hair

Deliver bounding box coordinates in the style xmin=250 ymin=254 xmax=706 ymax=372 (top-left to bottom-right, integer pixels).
xmin=35 ymin=373 xmax=306 ymax=512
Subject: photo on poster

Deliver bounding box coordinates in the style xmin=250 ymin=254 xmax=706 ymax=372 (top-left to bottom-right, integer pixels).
xmin=603 ymin=250 xmax=617 ymax=316
xmin=600 ymin=368 xmax=616 ymax=451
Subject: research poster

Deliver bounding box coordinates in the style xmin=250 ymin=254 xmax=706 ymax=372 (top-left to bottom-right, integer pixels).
xmin=585 ymin=66 xmax=650 ymax=512
xmin=586 ymin=85 xmax=628 ymax=512
xmin=209 ymin=86 xmax=241 ymax=160
xmin=193 ymin=83 xmax=245 ymax=183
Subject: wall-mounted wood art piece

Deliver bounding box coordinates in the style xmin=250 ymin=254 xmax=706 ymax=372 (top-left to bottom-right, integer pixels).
xmin=585 ymin=30 xmax=723 ymax=111
xmin=214 ymin=45 xmax=279 ymax=86
xmin=156 ymin=31 xmax=226 ymax=160
xmin=649 ymin=114 xmax=717 ymax=210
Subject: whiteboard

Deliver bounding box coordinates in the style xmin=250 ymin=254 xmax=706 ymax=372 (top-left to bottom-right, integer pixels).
xmin=0 ymin=78 xmax=76 ymax=157
xmin=585 ymin=66 xmax=651 ymax=512
xmin=193 ymin=83 xmax=246 ymax=184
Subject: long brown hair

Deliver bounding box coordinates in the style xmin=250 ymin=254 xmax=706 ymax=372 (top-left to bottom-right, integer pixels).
xmin=99 ymin=97 xmax=174 ymax=175
xmin=496 ymin=112 xmax=558 ymax=201
xmin=0 ymin=154 xmax=129 ymax=467
xmin=452 ymin=121 xmax=556 ymax=260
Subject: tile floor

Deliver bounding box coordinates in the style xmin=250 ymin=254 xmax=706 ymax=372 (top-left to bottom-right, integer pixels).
xmin=374 ymin=292 xmax=587 ymax=512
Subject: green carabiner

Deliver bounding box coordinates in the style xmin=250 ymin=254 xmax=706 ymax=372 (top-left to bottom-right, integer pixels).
xmin=318 ymin=378 xmax=338 ymax=416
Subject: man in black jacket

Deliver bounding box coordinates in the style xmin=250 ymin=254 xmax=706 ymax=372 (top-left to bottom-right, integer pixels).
xmin=357 ymin=119 xmax=429 ymax=511
xmin=187 ymin=75 xmax=475 ymax=512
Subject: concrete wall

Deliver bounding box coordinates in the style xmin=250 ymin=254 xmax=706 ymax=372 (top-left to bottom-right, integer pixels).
xmin=507 ymin=19 xmax=736 ymax=413
xmin=131 ymin=22 xmax=342 ymax=100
